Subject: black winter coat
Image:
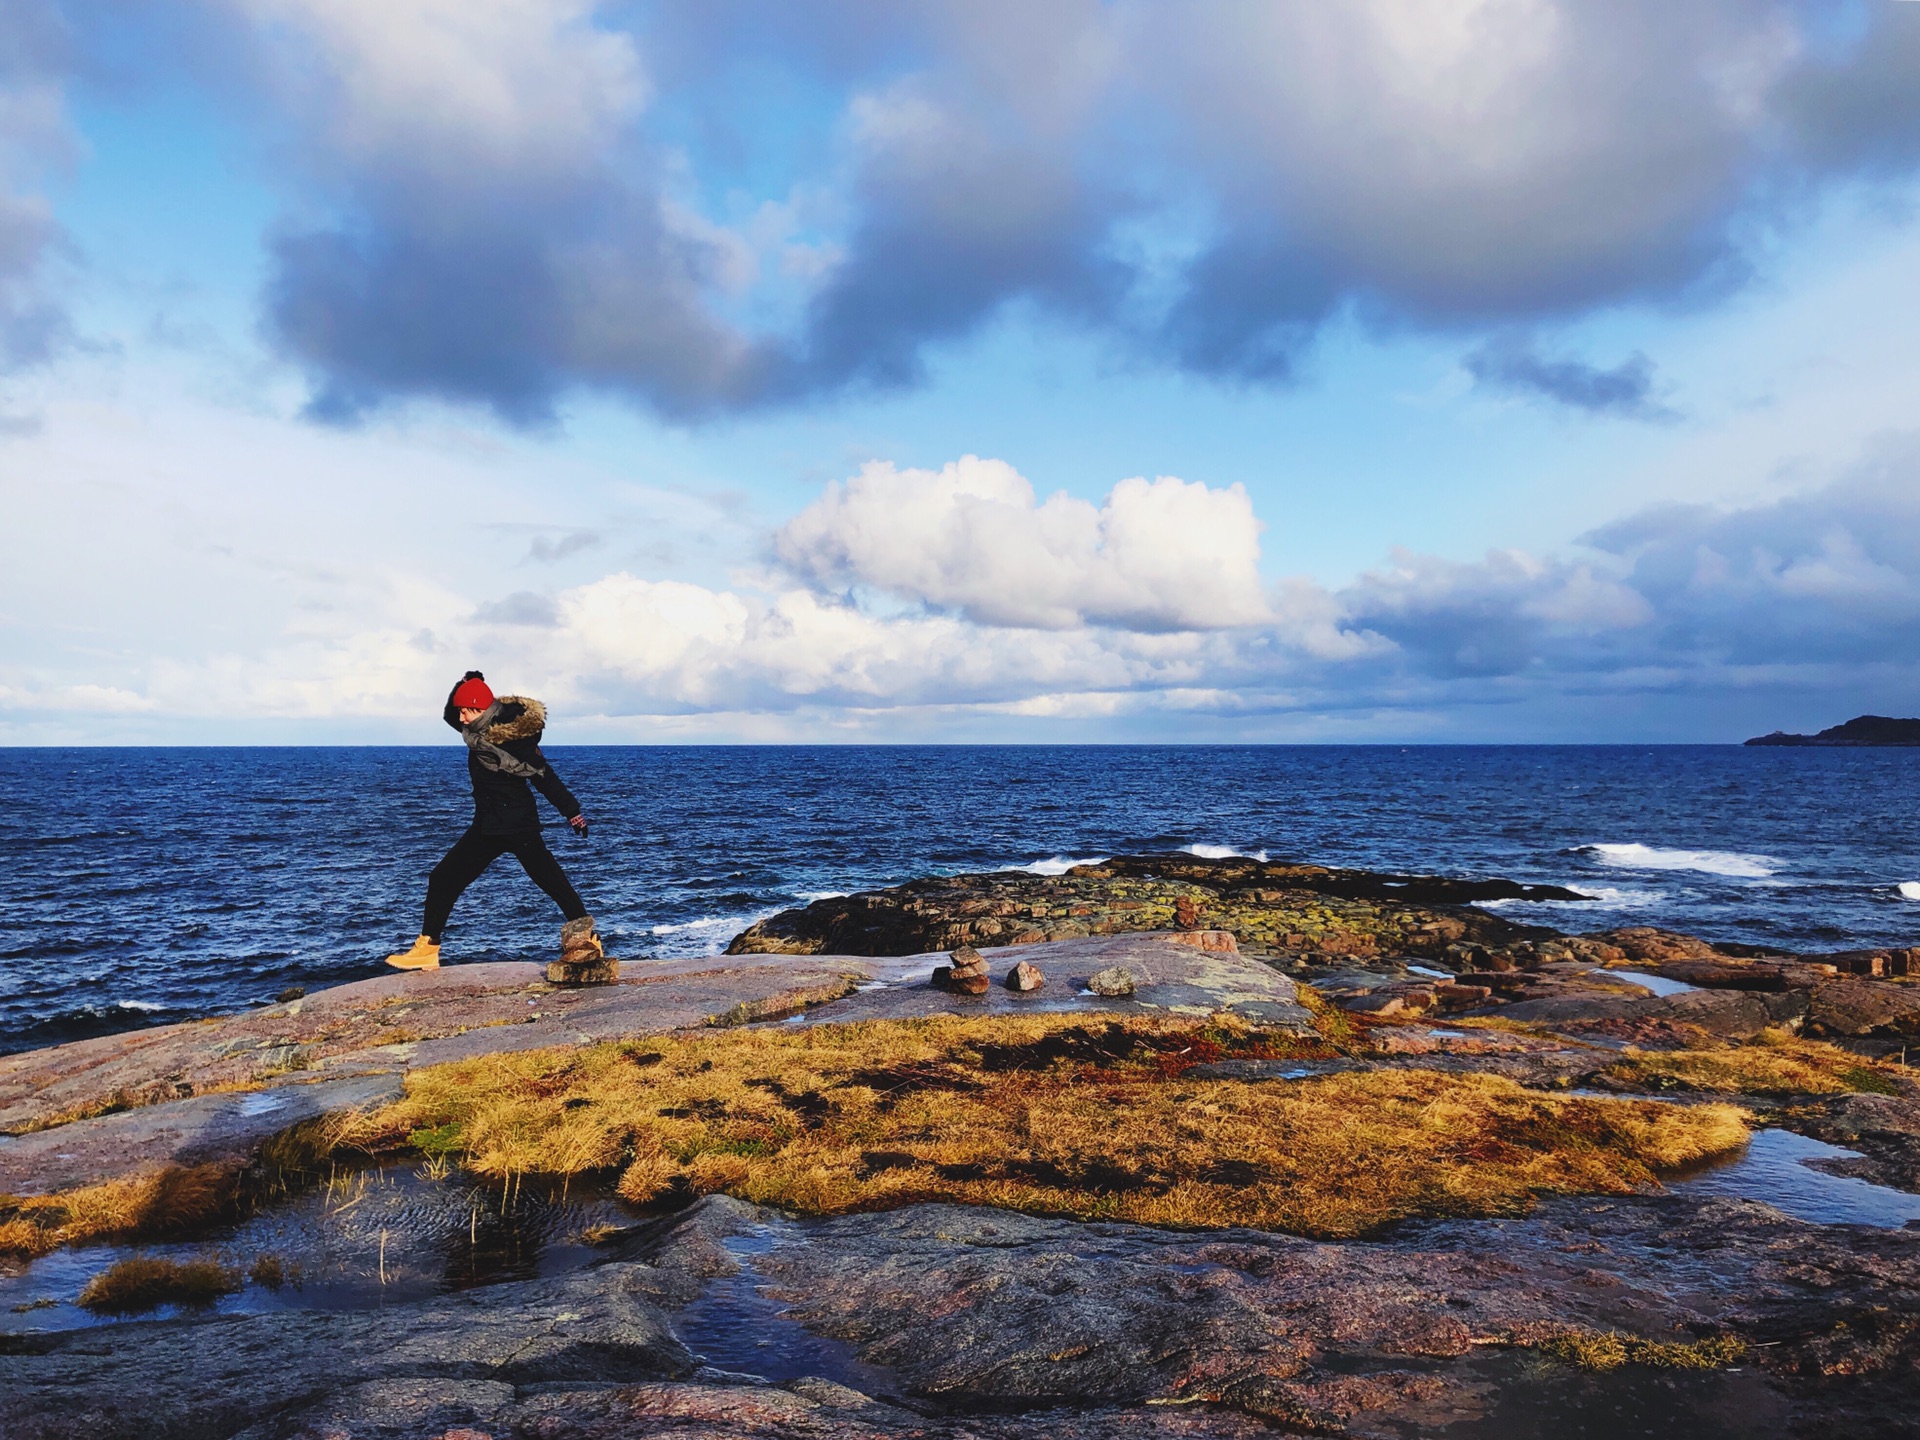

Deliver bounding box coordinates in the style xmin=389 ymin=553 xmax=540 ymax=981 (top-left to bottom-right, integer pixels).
xmin=443 ymin=688 xmax=582 ymax=835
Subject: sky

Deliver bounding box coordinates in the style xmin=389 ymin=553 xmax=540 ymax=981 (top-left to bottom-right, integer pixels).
xmin=4 ymin=0 xmax=1920 ymax=744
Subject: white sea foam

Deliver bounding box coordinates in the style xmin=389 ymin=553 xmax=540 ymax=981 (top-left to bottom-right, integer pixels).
xmin=794 ymin=890 xmax=849 ymax=902
xmin=1580 ymin=842 xmax=1779 ymax=879
xmin=650 ymin=910 xmax=781 ymax=937
xmin=999 ymin=856 xmax=1106 ymax=876
xmin=1475 ymin=884 xmax=1662 ymax=911
xmin=1566 ymin=884 xmax=1664 ymax=907
xmin=114 ymin=999 xmax=166 ymax=1012
xmin=1898 ymin=882 xmax=1920 ymax=902
xmin=1183 ymin=843 xmax=1270 ymax=862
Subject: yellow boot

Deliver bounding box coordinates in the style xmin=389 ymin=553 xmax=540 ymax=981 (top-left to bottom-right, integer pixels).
xmin=385 ymin=935 xmax=441 ymax=971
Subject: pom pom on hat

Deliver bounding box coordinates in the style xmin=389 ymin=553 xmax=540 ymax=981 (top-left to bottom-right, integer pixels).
xmin=452 ymin=672 xmax=495 ymax=710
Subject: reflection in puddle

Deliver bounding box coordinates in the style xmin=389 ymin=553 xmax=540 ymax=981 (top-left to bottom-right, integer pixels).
xmin=0 ymin=1162 xmax=636 ymax=1332
xmin=674 ymin=1217 xmax=898 ymax=1393
xmin=1603 ymin=970 xmax=1698 ymax=998
xmin=1673 ymin=1128 xmax=1920 ymax=1227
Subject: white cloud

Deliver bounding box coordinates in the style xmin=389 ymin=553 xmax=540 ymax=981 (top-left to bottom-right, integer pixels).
xmin=232 ymin=0 xmax=646 ymax=179
xmin=772 ymin=456 xmax=1270 ymax=631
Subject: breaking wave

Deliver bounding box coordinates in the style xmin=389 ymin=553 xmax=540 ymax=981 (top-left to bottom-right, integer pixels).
xmin=999 ymin=856 xmax=1106 ymax=876
xmin=1183 ymin=843 xmax=1270 ymax=862
xmin=649 ymin=910 xmax=781 ymax=938
xmin=1899 ymin=882 xmax=1920 ymax=902
xmin=1476 ymin=883 xmax=1664 ymax=911
xmin=1578 ymin=843 xmax=1779 ymax=879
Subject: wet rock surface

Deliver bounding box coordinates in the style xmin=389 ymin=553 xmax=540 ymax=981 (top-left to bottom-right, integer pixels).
xmin=1793 ymin=1091 xmax=1920 ymax=1191
xmin=10 ymin=1193 xmax=1920 ymax=1439
xmin=757 ymin=1197 xmax=1920 ymax=1437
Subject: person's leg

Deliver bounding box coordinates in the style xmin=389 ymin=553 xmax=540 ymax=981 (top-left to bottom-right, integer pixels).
xmin=423 ymin=828 xmax=509 ymax=941
xmin=507 ymin=833 xmax=589 ymax=921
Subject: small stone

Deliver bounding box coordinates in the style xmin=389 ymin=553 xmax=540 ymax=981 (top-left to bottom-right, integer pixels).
xmin=932 ymin=964 xmax=991 ymax=995
xmin=1087 ymin=966 xmax=1136 ymax=997
xmin=1337 ymin=992 xmax=1408 ymax=1017
xmin=1168 ymin=930 xmax=1239 ymax=953
xmin=1005 ymin=961 xmax=1045 ymax=993
xmin=546 ymin=957 xmax=620 ymax=988
xmin=1174 ymin=896 xmax=1200 ymax=928
xmin=275 ymin=987 xmax=306 ymax=1003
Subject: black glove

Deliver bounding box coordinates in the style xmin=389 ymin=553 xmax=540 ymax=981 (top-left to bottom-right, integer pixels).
xmin=569 ymin=814 xmax=590 ymax=839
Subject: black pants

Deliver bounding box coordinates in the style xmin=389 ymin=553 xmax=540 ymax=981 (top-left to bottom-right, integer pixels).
xmin=423 ymin=827 xmax=587 ymax=942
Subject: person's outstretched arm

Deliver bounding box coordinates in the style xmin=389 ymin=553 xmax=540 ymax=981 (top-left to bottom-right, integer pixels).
xmin=510 ymin=738 xmax=586 ymax=833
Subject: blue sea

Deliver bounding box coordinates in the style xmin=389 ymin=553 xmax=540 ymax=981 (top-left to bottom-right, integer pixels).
xmin=4 ymin=745 xmax=1919 ymax=1055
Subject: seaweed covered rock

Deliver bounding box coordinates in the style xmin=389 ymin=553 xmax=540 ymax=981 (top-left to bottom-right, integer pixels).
xmin=726 ymin=853 xmax=1577 ymax=961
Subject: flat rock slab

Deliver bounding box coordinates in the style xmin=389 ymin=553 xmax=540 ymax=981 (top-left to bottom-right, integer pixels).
xmin=806 ymin=934 xmax=1315 ymax=1031
xmin=1496 ymin=985 xmax=1810 ymax=1038
xmin=0 ymin=1072 xmax=404 ymax=1196
xmin=0 ymin=957 xmax=873 ymax=1141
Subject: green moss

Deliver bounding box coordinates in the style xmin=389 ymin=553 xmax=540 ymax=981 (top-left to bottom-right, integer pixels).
xmin=1840 ymin=1066 xmax=1902 ymax=1096
xmin=407 ymin=1122 xmax=464 ymax=1157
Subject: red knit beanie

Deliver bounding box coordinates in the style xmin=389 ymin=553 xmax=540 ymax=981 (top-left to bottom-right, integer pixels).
xmin=452 ymin=673 xmax=495 ymax=710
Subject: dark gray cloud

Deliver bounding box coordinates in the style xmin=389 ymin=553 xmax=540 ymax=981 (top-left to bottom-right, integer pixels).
xmin=526 ymin=529 xmax=602 ymax=564
xmin=1464 ymin=335 xmax=1675 ymax=420
xmin=212 ymin=1 xmax=1920 ymax=422
xmin=471 ymin=590 xmax=560 ymax=627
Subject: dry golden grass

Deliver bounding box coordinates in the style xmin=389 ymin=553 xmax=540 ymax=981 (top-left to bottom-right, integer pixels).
xmin=341 ymin=1013 xmax=1747 ymax=1239
xmin=1601 ymin=1028 xmax=1906 ymax=1097
xmin=0 ymin=1162 xmax=238 ymax=1259
xmin=76 ymin=1255 xmax=242 ymax=1314
xmin=0 ymin=1112 xmax=352 ymax=1258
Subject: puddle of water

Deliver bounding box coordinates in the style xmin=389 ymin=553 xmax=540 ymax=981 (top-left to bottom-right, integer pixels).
xmin=1459 ymin=1351 xmax=1791 ymax=1438
xmin=1407 ymin=964 xmax=1450 ymax=979
xmin=1602 ymin=970 xmax=1699 ymax=998
xmin=674 ymin=1218 xmax=898 ymax=1393
xmin=0 ymin=1162 xmax=638 ymax=1332
xmin=1672 ymin=1128 xmax=1920 ymax=1228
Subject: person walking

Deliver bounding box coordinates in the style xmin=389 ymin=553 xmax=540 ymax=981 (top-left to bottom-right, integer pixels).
xmin=386 ymin=671 xmax=607 ymax=972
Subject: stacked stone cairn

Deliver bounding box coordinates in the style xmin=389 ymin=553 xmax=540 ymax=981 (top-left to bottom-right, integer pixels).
xmin=933 ymin=944 xmax=993 ymax=995
xmin=547 ymin=915 xmax=619 ymax=987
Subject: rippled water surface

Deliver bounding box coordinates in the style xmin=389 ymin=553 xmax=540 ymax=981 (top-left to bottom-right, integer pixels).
xmin=3 ymin=744 xmax=1919 ymax=1050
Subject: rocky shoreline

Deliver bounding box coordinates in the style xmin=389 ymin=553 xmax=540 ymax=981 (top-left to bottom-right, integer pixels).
xmin=5 ymin=852 xmax=1920 ymax=1438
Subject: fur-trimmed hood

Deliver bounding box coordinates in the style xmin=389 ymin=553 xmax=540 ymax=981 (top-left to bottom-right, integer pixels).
xmin=481 ymin=696 xmax=546 ymax=743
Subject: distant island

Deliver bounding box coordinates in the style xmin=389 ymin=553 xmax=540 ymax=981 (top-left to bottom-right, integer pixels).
xmin=1746 ymin=714 xmax=1920 ymax=746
